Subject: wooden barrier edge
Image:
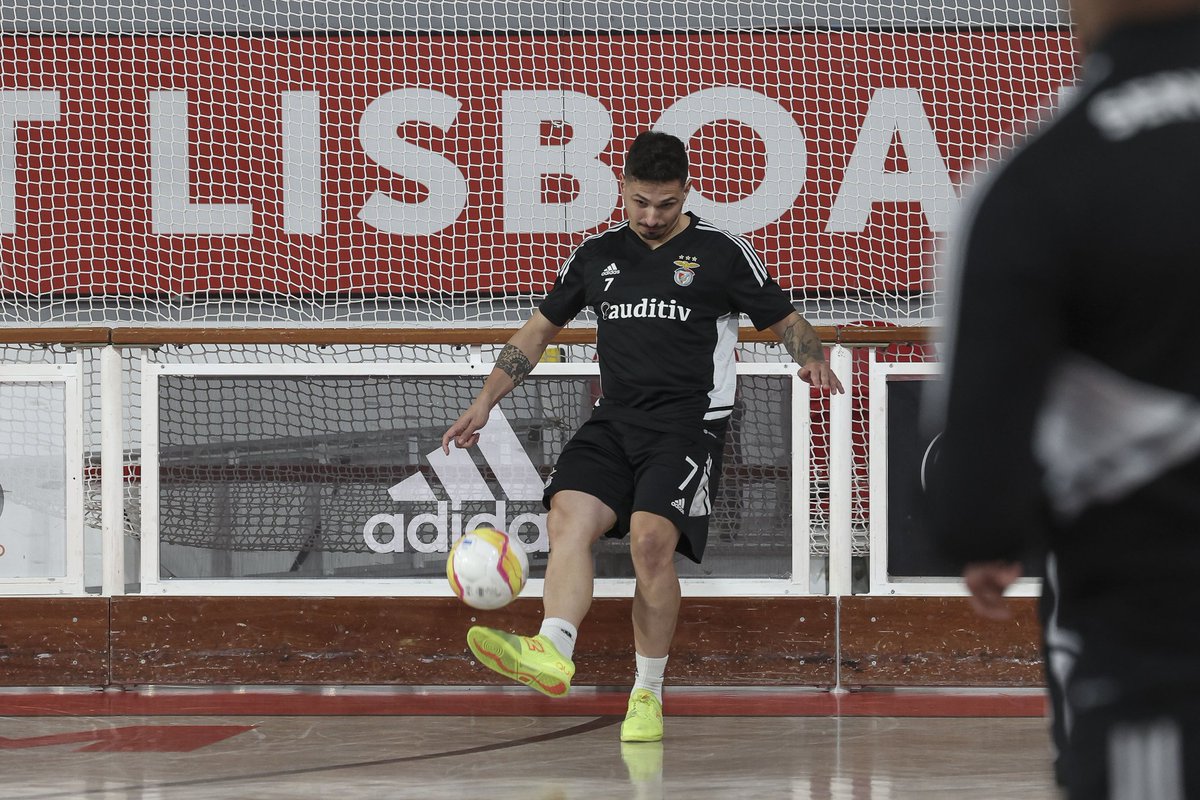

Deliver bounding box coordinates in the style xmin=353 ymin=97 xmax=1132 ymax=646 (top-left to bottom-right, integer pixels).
xmin=0 ymin=325 xmax=936 ymax=347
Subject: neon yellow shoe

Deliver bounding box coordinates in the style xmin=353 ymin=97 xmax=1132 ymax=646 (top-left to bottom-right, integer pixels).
xmin=620 ymin=688 xmax=664 ymax=742
xmin=466 ymin=626 xmax=574 ymax=698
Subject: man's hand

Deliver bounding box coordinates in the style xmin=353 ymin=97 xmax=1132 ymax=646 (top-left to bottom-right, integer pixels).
xmin=798 ymin=360 xmax=845 ymax=394
xmin=962 ymin=560 xmax=1023 ymax=620
xmin=441 ymin=402 xmax=491 ymax=454
xmin=769 ymin=313 xmax=845 ymax=394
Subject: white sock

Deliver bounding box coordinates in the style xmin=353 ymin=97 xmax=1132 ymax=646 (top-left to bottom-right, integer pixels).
xmin=633 ymin=653 xmax=668 ymax=702
xmin=538 ymin=617 xmax=577 ymax=660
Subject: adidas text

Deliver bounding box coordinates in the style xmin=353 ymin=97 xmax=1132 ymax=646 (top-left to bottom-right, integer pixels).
xmin=362 ymin=500 xmax=547 ymax=554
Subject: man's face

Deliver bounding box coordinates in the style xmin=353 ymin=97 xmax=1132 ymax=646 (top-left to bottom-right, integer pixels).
xmin=621 ymin=177 xmax=690 ymax=244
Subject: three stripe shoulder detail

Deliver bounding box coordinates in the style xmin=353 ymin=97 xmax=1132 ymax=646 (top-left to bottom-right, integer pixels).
xmin=557 ymin=222 xmax=628 ymax=278
xmin=695 ymin=222 xmax=770 ymax=286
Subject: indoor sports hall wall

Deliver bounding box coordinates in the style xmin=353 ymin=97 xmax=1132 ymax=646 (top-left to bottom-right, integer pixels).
xmin=0 ymin=1 xmax=1069 ymax=687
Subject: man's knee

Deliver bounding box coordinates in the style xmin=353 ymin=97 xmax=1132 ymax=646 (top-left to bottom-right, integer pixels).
xmin=630 ymin=513 xmax=680 ymax=572
xmin=548 ymin=491 xmax=615 ymax=548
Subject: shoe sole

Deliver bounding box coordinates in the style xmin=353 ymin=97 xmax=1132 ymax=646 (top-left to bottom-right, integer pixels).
xmin=467 ymin=629 xmax=571 ymax=698
xmin=620 ymin=730 xmax=664 ymax=743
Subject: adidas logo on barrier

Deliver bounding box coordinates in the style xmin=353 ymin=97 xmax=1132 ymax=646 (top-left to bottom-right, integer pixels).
xmin=602 ymin=262 xmax=620 ymax=277
xmin=362 ymin=408 xmax=549 ymax=554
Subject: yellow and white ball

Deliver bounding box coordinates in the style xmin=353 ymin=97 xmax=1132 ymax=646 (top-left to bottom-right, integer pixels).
xmin=446 ymin=526 xmax=529 ymax=610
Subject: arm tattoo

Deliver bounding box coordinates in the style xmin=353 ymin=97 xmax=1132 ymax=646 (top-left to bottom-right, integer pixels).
xmin=780 ymin=317 xmax=825 ymax=366
xmin=496 ymin=343 xmax=534 ymax=386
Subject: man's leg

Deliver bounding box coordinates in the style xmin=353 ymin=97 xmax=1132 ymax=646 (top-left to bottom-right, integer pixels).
xmin=467 ymin=489 xmax=614 ymax=698
xmin=543 ymin=490 xmax=618 ymax=627
xmin=629 ymin=511 xmax=682 ymax=658
xmin=622 ymin=511 xmax=680 ymax=743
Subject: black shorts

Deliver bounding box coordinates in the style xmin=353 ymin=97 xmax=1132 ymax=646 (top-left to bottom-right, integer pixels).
xmin=542 ymin=418 xmax=727 ymax=563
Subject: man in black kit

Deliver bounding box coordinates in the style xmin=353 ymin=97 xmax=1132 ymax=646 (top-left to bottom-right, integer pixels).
xmin=926 ymin=0 xmax=1200 ymax=797
xmin=443 ymin=131 xmax=842 ymax=743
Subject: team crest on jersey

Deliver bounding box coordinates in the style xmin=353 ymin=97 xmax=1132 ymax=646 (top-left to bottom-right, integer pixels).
xmin=673 ymin=255 xmax=699 ymax=287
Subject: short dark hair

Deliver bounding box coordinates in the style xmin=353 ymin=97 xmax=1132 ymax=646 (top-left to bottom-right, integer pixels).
xmin=624 ymin=131 xmax=689 ymax=185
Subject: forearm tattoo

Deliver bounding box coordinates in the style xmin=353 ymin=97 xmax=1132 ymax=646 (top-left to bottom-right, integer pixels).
xmin=496 ymin=343 xmax=534 ymax=386
xmin=780 ymin=318 xmax=825 ymax=366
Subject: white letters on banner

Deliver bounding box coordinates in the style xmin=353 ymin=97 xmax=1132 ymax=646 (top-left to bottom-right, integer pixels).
xmin=281 ymin=91 xmax=323 ymax=235
xmin=502 ymin=90 xmax=617 ymax=234
xmin=2 ymin=87 xmax=958 ymax=237
xmin=655 ymin=86 xmax=809 ymax=234
xmin=149 ymin=91 xmax=254 ymax=235
xmin=0 ymin=91 xmax=60 ymax=235
xmin=357 ymin=88 xmax=469 ymax=236
xmin=827 ymin=87 xmax=958 ymax=234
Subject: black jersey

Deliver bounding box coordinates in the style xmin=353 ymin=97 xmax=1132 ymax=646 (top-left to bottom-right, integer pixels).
xmin=539 ymin=212 xmax=795 ymax=432
xmin=929 ymin=16 xmax=1200 ymax=635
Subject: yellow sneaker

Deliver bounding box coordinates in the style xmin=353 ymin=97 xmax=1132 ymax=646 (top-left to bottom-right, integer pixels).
xmin=466 ymin=626 xmax=574 ymax=698
xmin=620 ymin=688 xmax=664 ymax=742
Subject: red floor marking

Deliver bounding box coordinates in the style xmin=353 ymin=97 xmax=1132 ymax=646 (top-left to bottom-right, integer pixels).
xmin=0 ymin=725 xmax=255 ymax=752
xmin=0 ymin=690 xmax=1046 ymax=718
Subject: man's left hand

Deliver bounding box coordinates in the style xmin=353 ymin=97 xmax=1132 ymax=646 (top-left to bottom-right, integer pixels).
xmin=962 ymin=561 xmax=1023 ymax=620
xmin=798 ymin=361 xmax=845 ymax=394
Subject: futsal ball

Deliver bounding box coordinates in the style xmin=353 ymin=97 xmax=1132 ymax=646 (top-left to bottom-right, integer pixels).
xmin=446 ymin=525 xmax=530 ymax=610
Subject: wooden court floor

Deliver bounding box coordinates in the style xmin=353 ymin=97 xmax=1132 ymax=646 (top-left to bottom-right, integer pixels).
xmin=0 ymin=687 xmax=1060 ymax=799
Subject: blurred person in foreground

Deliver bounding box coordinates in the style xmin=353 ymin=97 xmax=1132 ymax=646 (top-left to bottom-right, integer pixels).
xmin=925 ymin=0 xmax=1200 ymax=797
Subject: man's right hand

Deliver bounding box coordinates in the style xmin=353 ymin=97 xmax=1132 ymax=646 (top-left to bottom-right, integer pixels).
xmin=441 ymin=402 xmax=491 ymax=454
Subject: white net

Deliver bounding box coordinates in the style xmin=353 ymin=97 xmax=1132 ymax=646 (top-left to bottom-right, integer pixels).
xmin=1 ymin=2 xmax=1074 ymax=327
xmin=134 ymin=343 xmax=794 ymax=582
xmin=0 ymin=2 xmax=1076 ymax=588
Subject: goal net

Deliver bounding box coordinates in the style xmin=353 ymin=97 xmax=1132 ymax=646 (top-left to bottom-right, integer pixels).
xmin=0 ymin=2 xmax=1075 ymax=588
xmin=1 ymin=2 xmax=1074 ymax=327
xmin=142 ymin=358 xmax=795 ymax=582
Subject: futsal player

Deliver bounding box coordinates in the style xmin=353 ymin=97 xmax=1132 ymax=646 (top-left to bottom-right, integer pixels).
xmin=443 ymin=131 xmax=842 ymax=742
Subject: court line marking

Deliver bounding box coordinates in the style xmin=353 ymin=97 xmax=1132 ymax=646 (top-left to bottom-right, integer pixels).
xmin=4 ymin=715 xmax=621 ymax=799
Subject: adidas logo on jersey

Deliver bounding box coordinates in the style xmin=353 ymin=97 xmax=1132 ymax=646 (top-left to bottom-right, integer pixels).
xmin=671 ymin=498 xmax=686 ymax=514
xmin=362 ymin=408 xmax=549 ymax=554
xmin=602 ymin=263 xmax=620 ymax=277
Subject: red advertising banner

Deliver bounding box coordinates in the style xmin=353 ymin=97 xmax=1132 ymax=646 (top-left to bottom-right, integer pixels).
xmin=0 ymin=32 xmax=1074 ymax=298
